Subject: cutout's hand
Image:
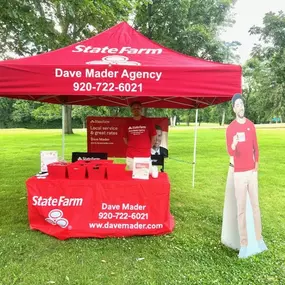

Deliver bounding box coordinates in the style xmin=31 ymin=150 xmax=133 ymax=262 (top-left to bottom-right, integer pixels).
xmin=231 ymin=134 xmax=239 ymax=150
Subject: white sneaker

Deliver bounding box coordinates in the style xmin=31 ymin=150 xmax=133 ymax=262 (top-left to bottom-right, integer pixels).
xmin=238 ymin=246 xmax=248 ymax=258
xmin=258 ymin=240 xmax=268 ymax=252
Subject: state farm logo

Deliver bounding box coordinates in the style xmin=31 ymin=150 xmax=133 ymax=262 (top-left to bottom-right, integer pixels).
xmin=45 ymin=209 xmax=69 ymax=228
xmin=72 ymin=45 xmax=162 ymax=55
xmin=86 ymin=55 xmax=141 ymax=66
xmin=77 ymin=157 xmax=100 ymax=161
xmin=128 ymin=125 xmax=146 ymax=129
xmin=32 ymin=195 xmax=83 ymax=207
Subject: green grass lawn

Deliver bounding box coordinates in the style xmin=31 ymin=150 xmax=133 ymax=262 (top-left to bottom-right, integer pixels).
xmin=0 ymin=127 xmax=284 ymax=285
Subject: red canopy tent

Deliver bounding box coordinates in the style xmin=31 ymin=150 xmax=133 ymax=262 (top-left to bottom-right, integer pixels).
xmin=0 ymin=21 xmax=242 ymax=187
xmin=0 ymin=21 xmax=241 ymax=108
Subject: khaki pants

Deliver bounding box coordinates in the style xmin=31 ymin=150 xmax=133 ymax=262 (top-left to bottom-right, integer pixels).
xmin=234 ymin=170 xmax=262 ymax=246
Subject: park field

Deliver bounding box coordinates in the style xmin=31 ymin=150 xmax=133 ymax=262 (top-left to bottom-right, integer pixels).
xmin=0 ymin=127 xmax=284 ymax=285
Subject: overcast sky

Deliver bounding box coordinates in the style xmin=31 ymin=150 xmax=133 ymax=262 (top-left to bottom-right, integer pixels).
xmin=220 ymin=0 xmax=285 ymax=64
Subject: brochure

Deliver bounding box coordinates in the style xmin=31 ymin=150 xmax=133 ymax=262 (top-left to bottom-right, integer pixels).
xmin=40 ymin=151 xmax=58 ymax=172
xmin=132 ymin=157 xmax=150 ymax=180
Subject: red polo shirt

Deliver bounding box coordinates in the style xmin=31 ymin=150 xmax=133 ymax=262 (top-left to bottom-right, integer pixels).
xmin=123 ymin=117 xmax=156 ymax=158
xmin=226 ymin=119 xmax=259 ymax=172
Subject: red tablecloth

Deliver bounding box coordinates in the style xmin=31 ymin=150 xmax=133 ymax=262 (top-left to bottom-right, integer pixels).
xmin=26 ymin=172 xmax=175 ymax=240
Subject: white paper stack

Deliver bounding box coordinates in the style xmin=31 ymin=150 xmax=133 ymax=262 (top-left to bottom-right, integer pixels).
xmin=132 ymin=157 xmax=151 ymax=180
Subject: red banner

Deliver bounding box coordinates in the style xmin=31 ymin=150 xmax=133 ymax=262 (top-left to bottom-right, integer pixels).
xmin=26 ymin=173 xmax=174 ymax=240
xmin=87 ymin=117 xmax=168 ymax=157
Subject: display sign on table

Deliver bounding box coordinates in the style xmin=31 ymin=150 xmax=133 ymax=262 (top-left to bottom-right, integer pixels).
xmin=40 ymin=151 xmax=58 ymax=172
xmin=87 ymin=117 xmax=168 ymax=157
xmin=132 ymin=157 xmax=151 ymax=180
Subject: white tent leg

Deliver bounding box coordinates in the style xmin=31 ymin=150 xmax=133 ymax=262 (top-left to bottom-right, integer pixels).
xmin=62 ymin=104 xmax=65 ymax=160
xmin=192 ymin=109 xmax=198 ymax=188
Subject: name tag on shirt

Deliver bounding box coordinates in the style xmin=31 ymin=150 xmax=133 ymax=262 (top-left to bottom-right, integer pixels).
xmin=237 ymin=132 xmax=246 ymax=142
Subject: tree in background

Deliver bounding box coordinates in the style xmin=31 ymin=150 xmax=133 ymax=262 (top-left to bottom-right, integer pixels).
xmin=0 ymin=98 xmax=13 ymax=128
xmin=0 ymin=0 xmax=137 ymax=57
xmin=11 ymin=100 xmax=41 ymax=123
xmin=72 ymin=106 xmax=111 ymax=128
xmin=134 ymin=0 xmax=239 ymax=125
xmin=245 ymin=11 xmax=285 ymax=123
xmin=134 ymin=0 xmax=238 ymax=61
xmin=32 ymin=104 xmax=62 ymax=123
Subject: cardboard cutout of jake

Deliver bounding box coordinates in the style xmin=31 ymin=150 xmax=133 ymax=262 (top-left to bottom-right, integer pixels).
xmin=222 ymin=93 xmax=268 ymax=258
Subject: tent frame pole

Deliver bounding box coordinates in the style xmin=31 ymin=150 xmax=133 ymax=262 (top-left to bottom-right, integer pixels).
xmin=62 ymin=104 xmax=65 ymax=160
xmin=192 ymin=109 xmax=198 ymax=188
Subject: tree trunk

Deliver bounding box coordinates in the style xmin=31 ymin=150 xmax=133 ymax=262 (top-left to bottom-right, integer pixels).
xmin=186 ymin=116 xmax=190 ymax=126
xmin=170 ymin=116 xmax=176 ymax=127
xmin=64 ymin=105 xmax=73 ymax=134
xmin=82 ymin=119 xmax=85 ymax=129
xmin=221 ymin=108 xmax=226 ymax=126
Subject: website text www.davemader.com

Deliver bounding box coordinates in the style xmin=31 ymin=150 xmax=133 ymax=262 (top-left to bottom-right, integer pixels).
xmin=89 ymin=222 xmax=163 ymax=230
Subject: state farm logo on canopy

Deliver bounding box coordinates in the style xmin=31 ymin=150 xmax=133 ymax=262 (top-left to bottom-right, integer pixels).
xmin=86 ymin=55 xmax=140 ymax=66
xmin=71 ymin=45 xmax=163 ymax=66
xmin=72 ymin=45 xmax=162 ymax=55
